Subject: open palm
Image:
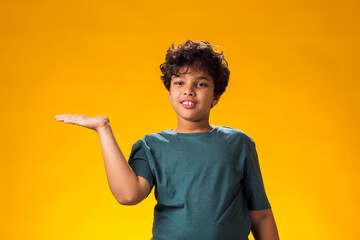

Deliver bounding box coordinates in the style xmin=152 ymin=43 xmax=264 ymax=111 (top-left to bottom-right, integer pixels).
xmin=55 ymin=114 xmax=109 ymax=131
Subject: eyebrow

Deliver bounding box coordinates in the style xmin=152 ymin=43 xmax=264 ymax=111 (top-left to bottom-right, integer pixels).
xmin=174 ymin=75 xmax=211 ymax=81
xmin=196 ymin=76 xmax=211 ymax=81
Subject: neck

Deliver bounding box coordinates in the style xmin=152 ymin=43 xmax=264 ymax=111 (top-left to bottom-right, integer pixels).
xmin=173 ymin=122 xmax=214 ymax=133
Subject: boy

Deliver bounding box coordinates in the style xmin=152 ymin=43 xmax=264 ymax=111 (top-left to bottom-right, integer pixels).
xmin=55 ymin=40 xmax=279 ymax=240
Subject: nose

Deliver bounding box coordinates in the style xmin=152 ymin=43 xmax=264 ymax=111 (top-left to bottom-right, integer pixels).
xmin=183 ymin=86 xmax=195 ymax=96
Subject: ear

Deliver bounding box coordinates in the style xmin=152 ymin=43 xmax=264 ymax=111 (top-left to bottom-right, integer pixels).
xmin=168 ymin=90 xmax=171 ymax=102
xmin=211 ymin=94 xmax=221 ymax=107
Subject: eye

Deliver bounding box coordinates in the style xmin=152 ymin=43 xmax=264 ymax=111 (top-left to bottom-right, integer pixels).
xmin=174 ymin=81 xmax=183 ymax=85
xmin=197 ymin=82 xmax=207 ymax=87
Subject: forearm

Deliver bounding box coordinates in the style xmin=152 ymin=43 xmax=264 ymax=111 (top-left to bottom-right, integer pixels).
xmin=251 ymin=210 xmax=279 ymax=240
xmin=96 ymin=123 xmax=141 ymax=204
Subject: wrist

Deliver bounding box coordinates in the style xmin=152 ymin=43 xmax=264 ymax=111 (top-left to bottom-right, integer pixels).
xmin=96 ymin=121 xmax=111 ymax=133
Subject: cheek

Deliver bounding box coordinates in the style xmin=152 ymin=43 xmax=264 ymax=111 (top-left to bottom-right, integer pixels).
xmin=169 ymin=90 xmax=180 ymax=103
xmin=171 ymin=90 xmax=181 ymax=97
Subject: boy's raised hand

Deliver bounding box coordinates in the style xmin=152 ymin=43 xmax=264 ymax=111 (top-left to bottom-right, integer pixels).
xmin=55 ymin=114 xmax=109 ymax=132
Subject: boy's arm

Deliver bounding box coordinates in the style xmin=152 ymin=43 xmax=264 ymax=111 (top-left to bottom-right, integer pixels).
xmin=97 ymin=122 xmax=150 ymax=205
xmin=249 ymin=209 xmax=280 ymax=240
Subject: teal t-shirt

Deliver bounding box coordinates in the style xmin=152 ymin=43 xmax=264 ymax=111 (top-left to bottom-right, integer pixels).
xmin=128 ymin=125 xmax=271 ymax=240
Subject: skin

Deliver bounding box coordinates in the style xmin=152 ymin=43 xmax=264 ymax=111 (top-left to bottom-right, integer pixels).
xmin=249 ymin=209 xmax=280 ymax=240
xmin=55 ymin=65 xmax=279 ymax=239
xmin=168 ymin=65 xmax=220 ymax=133
xmin=54 ymin=114 xmax=150 ymax=205
xmin=168 ymin=66 xmax=279 ymax=239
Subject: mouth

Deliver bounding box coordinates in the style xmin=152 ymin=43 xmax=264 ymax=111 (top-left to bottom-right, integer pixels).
xmin=181 ymin=100 xmax=196 ymax=109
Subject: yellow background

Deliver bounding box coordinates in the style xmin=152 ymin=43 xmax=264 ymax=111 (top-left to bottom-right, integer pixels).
xmin=1 ymin=0 xmax=359 ymax=239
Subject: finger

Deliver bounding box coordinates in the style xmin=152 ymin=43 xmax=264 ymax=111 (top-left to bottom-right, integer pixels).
xmin=55 ymin=114 xmax=79 ymax=120
xmin=55 ymin=115 xmax=67 ymax=121
xmin=56 ymin=116 xmax=76 ymax=123
xmin=56 ymin=114 xmax=79 ymax=118
xmin=63 ymin=117 xmax=78 ymax=123
xmin=55 ymin=114 xmax=68 ymax=120
xmin=55 ymin=116 xmax=65 ymax=121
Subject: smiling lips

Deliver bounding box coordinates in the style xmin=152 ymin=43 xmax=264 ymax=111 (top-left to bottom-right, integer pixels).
xmin=181 ymin=100 xmax=196 ymax=109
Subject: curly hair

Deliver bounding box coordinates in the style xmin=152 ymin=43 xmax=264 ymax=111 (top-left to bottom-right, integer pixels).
xmin=160 ymin=39 xmax=230 ymax=97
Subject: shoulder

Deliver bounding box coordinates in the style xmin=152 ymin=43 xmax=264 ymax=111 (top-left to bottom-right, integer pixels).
xmin=129 ymin=131 xmax=169 ymax=158
xmin=132 ymin=130 xmax=172 ymax=149
xmin=143 ymin=131 xmax=169 ymax=142
xmin=219 ymin=126 xmax=255 ymax=144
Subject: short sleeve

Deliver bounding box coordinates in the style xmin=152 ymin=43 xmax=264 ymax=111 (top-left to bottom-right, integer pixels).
xmin=128 ymin=139 xmax=155 ymax=195
xmin=242 ymin=137 xmax=271 ymax=210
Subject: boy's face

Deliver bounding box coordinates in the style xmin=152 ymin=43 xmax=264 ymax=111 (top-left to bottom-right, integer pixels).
xmin=168 ymin=66 xmax=220 ymax=124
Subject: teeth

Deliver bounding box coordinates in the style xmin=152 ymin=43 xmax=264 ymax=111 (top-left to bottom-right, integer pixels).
xmin=183 ymin=101 xmax=194 ymax=105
